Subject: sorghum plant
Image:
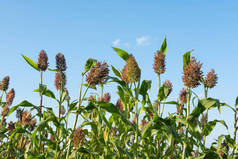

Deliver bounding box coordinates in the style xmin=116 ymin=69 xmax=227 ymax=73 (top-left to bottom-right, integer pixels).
xmin=0 ymin=38 xmax=237 ymax=159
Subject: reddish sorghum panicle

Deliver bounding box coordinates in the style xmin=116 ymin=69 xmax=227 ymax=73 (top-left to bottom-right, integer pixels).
xmin=1 ymin=76 xmax=9 ymax=91
xmin=6 ymin=89 xmax=15 ymax=106
xmin=121 ymin=55 xmax=141 ymax=83
xmin=132 ymin=115 xmax=137 ymax=125
xmin=163 ymin=80 xmax=173 ymax=96
xmin=177 ymin=104 xmax=184 ymax=115
xmin=50 ymin=135 xmax=56 ymax=141
xmin=179 ymin=88 xmax=187 ymax=105
xmin=140 ymin=120 xmax=148 ymax=129
xmin=116 ymin=99 xmax=123 ymax=112
xmin=20 ymin=111 xmax=32 ymax=126
xmin=64 ymin=88 xmax=71 ymax=101
xmin=182 ymin=57 xmax=203 ymax=88
xmin=60 ymin=105 xmax=66 ymax=115
xmin=153 ymin=50 xmax=165 ymax=75
xmin=37 ymin=50 xmax=48 ymax=71
xmin=8 ymin=121 xmax=15 ymax=135
xmin=204 ymin=69 xmax=218 ymax=89
xmin=121 ymin=65 xmax=129 ymax=84
xmin=73 ymin=127 xmax=85 ymax=148
xmin=103 ymin=93 xmax=111 ymax=102
xmin=56 ymin=53 xmax=67 ymax=71
xmin=55 ymin=72 xmax=66 ymax=91
xmin=28 ymin=119 xmax=36 ymax=131
xmin=88 ymin=95 xmax=96 ymax=102
xmin=86 ymin=62 xmax=109 ymax=86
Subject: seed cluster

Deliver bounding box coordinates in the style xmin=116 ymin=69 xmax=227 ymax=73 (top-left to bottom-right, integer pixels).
xmin=182 ymin=57 xmax=203 ymax=88
xmin=86 ymin=62 xmax=109 ymax=86
xmin=121 ymin=55 xmax=141 ymax=84
xmin=73 ymin=127 xmax=85 ymax=148
xmin=153 ymin=50 xmax=165 ymax=75
xmin=204 ymin=69 xmax=218 ymax=88
xmin=37 ymin=50 xmax=48 ymax=71
xmin=56 ymin=53 xmax=67 ymax=71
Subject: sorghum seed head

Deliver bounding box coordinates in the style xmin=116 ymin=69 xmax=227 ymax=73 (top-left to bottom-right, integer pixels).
xmin=163 ymin=80 xmax=173 ymax=97
xmin=8 ymin=121 xmax=15 ymax=135
xmin=110 ymin=127 xmax=117 ymax=136
xmin=55 ymin=72 xmax=66 ymax=91
xmin=116 ymin=99 xmax=123 ymax=112
xmin=122 ymin=55 xmax=141 ymax=83
xmin=86 ymin=62 xmax=109 ymax=86
xmin=179 ymin=127 xmax=184 ymax=134
xmin=177 ymin=104 xmax=184 ymax=115
xmin=60 ymin=106 xmax=66 ymax=115
xmin=37 ymin=50 xmax=48 ymax=71
xmin=140 ymin=120 xmax=148 ymax=129
xmin=153 ymin=50 xmax=166 ymax=74
xmin=20 ymin=111 xmax=32 ymax=126
xmin=28 ymin=119 xmax=36 ymax=131
xmin=179 ymin=88 xmax=187 ymax=105
xmin=73 ymin=126 xmax=85 ymax=148
xmin=121 ymin=65 xmax=129 ymax=84
xmin=182 ymin=57 xmax=203 ymax=88
xmin=50 ymin=135 xmax=56 ymax=141
xmin=16 ymin=108 xmax=23 ymax=119
xmin=146 ymin=107 xmax=153 ymax=117
xmin=56 ymin=53 xmax=67 ymax=71
xmin=103 ymin=93 xmax=111 ymax=102
xmin=64 ymin=88 xmax=71 ymax=100
xmin=132 ymin=115 xmax=137 ymax=125
xmin=88 ymin=95 xmax=96 ymax=102
xmin=1 ymin=105 xmax=9 ymax=118
xmin=6 ymin=89 xmax=15 ymax=106
xmin=1 ymin=76 xmax=10 ymax=91
xmin=204 ymin=69 xmax=218 ymax=89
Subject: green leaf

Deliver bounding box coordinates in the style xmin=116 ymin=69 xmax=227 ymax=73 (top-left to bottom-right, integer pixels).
xmin=83 ymin=84 xmax=96 ymax=90
xmin=8 ymin=100 xmax=37 ymax=115
xmin=139 ymin=80 xmax=152 ymax=97
xmin=111 ymin=65 xmax=121 ymax=78
xmin=115 ymin=144 xmax=133 ymax=159
xmin=22 ymin=54 xmax=39 ymax=71
xmin=160 ymin=37 xmax=167 ymax=56
xmin=112 ymin=47 xmax=130 ymax=61
xmin=200 ymin=98 xmax=219 ymax=110
xmin=183 ymin=51 xmax=192 ymax=71
xmin=202 ymin=120 xmax=228 ymax=136
xmin=82 ymin=58 xmax=97 ymax=75
xmin=33 ymin=88 xmax=55 ymax=99
xmin=98 ymin=102 xmax=119 ymax=114
xmin=236 ymin=97 xmax=238 ymax=106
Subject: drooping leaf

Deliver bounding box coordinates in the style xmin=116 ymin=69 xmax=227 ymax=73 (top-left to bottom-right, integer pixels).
xmin=160 ymin=37 xmax=167 ymax=56
xmin=111 ymin=65 xmax=121 ymax=78
xmin=202 ymin=120 xmax=228 ymax=136
xmin=82 ymin=58 xmax=97 ymax=75
xmin=113 ymin=47 xmax=130 ymax=61
xmin=8 ymin=100 xmax=37 ymax=115
xmin=139 ymin=80 xmax=152 ymax=98
xmin=22 ymin=54 xmax=39 ymax=71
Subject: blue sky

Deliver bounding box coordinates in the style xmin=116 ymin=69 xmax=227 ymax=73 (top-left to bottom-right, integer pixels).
xmin=0 ymin=0 xmax=238 ymax=144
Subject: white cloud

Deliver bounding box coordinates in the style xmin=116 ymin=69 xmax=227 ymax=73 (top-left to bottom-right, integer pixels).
xmin=112 ymin=39 xmax=120 ymax=46
xmin=136 ymin=36 xmax=150 ymax=46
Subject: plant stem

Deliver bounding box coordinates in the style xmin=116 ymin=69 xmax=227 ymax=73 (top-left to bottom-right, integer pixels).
xmin=134 ymin=82 xmax=139 ymax=159
xmin=157 ymin=74 xmax=161 ymax=116
xmin=182 ymin=88 xmax=190 ymax=159
xmin=233 ymin=106 xmax=237 ymax=158
xmin=203 ymin=87 xmax=208 ymax=145
xmin=66 ymin=83 xmax=89 ymax=159
xmin=39 ymin=71 xmax=43 ymax=152
xmin=160 ymin=99 xmax=166 ymax=117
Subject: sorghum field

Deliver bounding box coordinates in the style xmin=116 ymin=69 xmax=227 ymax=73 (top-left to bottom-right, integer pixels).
xmin=0 ymin=38 xmax=237 ymax=159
